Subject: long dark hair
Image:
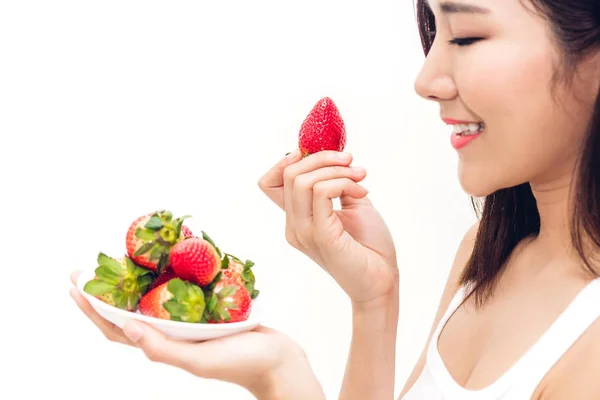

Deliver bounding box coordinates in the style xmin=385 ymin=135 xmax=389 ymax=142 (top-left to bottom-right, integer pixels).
xmin=415 ymin=0 xmax=600 ymax=306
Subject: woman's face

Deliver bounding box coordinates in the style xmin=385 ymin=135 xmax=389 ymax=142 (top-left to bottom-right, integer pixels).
xmin=414 ymin=0 xmax=598 ymax=197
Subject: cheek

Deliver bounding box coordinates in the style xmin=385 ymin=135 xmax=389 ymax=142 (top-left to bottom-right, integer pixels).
xmin=453 ymin=40 xmax=583 ymax=193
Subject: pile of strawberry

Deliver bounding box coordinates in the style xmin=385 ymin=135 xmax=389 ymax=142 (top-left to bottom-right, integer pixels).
xmin=83 ymin=210 xmax=258 ymax=324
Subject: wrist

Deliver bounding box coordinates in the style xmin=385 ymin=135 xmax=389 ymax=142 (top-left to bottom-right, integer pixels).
xmin=351 ymin=278 xmax=399 ymax=314
xmin=249 ymin=347 xmax=325 ymax=400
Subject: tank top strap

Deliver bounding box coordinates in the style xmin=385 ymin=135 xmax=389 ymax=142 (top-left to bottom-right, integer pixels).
xmin=508 ymin=278 xmax=600 ymax=394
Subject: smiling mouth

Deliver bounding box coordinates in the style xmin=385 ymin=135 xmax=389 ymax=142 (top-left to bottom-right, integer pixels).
xmin=452 ymin=122 xmax=485 ymax=136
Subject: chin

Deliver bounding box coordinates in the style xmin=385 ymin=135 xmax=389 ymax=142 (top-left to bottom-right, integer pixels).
xmin=457 ymin=165 xmax=499 ymax=198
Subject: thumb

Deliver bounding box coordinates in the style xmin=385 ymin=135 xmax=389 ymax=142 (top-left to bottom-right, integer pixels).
xmin=123 ymin=320 xmax=194 ymax=371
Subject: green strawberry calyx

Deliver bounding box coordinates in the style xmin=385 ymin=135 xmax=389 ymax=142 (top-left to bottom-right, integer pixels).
xmin=134 ymin=210 xmax=191 ymax=272
xmin=224 ymin=253 xmax=260 ymax=299
xmin=162 ymin=278 xmax=206 ymax=323
xmin=204 ymin=285 xmax=240 ymax=322
xmin=201 ymin=230 xmax=223 ymax=258
xmin=83 ymin=253 xmax=153 ymax=311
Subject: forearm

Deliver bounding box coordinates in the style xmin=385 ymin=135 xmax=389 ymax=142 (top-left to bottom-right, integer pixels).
xmin=249 ymin=352 xmax=326 ymax=400
xmin=339 ymin=284 xmax=400 ymax=400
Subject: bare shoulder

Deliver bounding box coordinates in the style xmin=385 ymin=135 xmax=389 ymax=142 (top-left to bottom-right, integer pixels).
xmin=535 ymin=316 xmax=600 ymax=399
xmin=397 ymin=220 xmax=479 ymax=398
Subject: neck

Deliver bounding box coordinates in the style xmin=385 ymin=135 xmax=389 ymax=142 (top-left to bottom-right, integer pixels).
xmin=530 ymin=173 xmax=574 ymax=250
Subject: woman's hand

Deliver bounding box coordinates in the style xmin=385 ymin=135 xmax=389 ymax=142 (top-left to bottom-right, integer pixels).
xmin=69 ymin=271 xmax=324 ymax=399
xmin=258 ymin=150 xmax=398 ymax=305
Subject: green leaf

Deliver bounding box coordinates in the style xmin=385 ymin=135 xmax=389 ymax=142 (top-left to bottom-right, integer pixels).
xmin=167 ymin=278 xmax=188 ymax=299
xmin=149 ymin=245 xmax=163 ymax=261
xmin=173 ymin=215 xmax=191 ymax=238
xmin=162 ymin=210 xmax=173 ymax=222
xmin=157 ymin=254 xmax=169 ymax=273
xmin=128 ymin=294 xmax=140 ymax=310
xmin=201 ymin=231 xmax=221 ymax=257
xmin=222 ymin=301 xmax=238 ymax=310
xmin=241 ymin=268 xmax=255 ymax=283
xmin=134 ymin=241 xmax=154 ymax=257
xmin=135 ymin=228 xmax=157 ymax=241
xmin=244 ymin=260 xmax=255 ymax=268
xmin=207 ymin=293 xmax=217 ymax=312
xmin=218 ymin=285 xmax=238 ymax=298
xmin=218 ymin=308 xmax=230 ymax=321
xmin=190 ymin=284 xmax=205 ymax=301
xmin=125 ymin=257 xmax=138 ymax=274
xmin=145 ymin=215 xmax=164 ymax=230
xmin=113 ymin=291 xmax=128 ymax=310
xmin=244 ymin=281 xmax=255 ymax=296
xmin=225 ymin=253 xmax=243 ymax=264
xmin=138 ymin=275 xmax=154 ymax=291
xmin=97 ymin=253 xmax=123 ymax=275
xmin=133 ymin=265 xmax=152 ymax=277
xmin=94 ymin=266 xmax=122 ymax=285
xmin=221 ymin=257 xmax=229 ymax=269
xmin=251 ymin=289 xmax=260 ymax=299
xmin=163 ymin=300 xmax=188 ymax=317
xmin=84 ymin=279 xmax=115 ymax=296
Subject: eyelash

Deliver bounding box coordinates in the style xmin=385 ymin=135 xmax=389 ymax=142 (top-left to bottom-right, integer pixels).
xmin=426 ymin=31 xmax=483 ymax=47
xmin=448 ymin=37 xmax=483 ymax=46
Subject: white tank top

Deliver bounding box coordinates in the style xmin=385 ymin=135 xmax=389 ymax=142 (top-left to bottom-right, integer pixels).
xmin=402 ymin=278 xmax=600 ymax=400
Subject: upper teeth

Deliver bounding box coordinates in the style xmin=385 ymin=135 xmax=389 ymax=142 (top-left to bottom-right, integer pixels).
xmin=453 ymin=123 xmax=484 ymax=135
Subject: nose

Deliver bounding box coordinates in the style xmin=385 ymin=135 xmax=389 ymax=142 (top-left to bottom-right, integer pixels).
xmin=413 ymin=38 xmax=457 ymax=102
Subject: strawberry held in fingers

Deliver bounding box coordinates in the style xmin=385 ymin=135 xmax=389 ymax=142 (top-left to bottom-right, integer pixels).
xmin=83 ymin=253 xmax=153 ymax=311
xmin=169 ymin=232 xmax=223 ymax=286
xmin=139 ymin=278 xmax=206 ymax=322
xmin=298 ymin=97 xmax=347 ymax=157
xmin=126 ymin=210 xmax=191 ymax=272
xmin=205 ymin=279 xmax=252 ymax=323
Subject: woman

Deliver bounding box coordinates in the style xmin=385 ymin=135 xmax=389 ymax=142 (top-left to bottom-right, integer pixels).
xmin=69 ymin=0 xmax=600 ymax=398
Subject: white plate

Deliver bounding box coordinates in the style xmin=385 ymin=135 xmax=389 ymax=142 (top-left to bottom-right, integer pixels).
xmin=77 ymin=269 xmax=262 ymax=341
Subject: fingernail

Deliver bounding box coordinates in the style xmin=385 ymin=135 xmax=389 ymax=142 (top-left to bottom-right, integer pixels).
xmin=352 ymin=166 xmax=366 ymax=174
xmin=123 ymin=321 xmax=144 ymax=343
xmin=337 ymin=152 xmax=351 ymax=161
xmin=69 ymin=287 xmax=77 ymax=299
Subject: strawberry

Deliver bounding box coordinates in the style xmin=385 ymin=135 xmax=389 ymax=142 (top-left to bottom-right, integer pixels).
xmin=298 ymin=97 xmax=346 ymax=157
xmin=205 ymin=279 xmax=252 ymax=323
xmin=181 ymin=225 xmax=195 ymax=239
xmin=125 ymin=210 xmax=190 ymax=272
xmin=221 ymin=254 xmax=260 ymax=299
xmin=169 ymin=232 xmax=224 ymax=286
xmin=139 ymin=278 xmax=206 ymax=322
xmin=83 ymin=253 xmax=153 ymax=311
xmin=147 ymin=266 xmax=178 ymax=291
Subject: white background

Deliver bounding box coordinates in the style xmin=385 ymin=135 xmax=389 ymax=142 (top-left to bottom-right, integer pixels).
xmin=0 ymin=0 xmax=476 ymax=398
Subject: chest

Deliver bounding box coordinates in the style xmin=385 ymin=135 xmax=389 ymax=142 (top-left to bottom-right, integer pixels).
xmin=436 ymin=286 xmax=575 ymax=391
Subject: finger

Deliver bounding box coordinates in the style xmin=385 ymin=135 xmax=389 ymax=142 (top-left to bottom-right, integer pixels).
xmin=258 ymin=149 xmax=302 ymax=210
xmin=293 ymin=165 xmax=367 ymax=221
xmin=123 ymin=320 xmax=209 ymax=375
xmin=70 ymin=287 xmax=133 ymax=346
xmin=313 ymin=178 xmax=369 ymax=229
xmin=293 ymin=166 xmax=367 ymax=243
xmin=283 ymin=151 xmax=353 ymax=245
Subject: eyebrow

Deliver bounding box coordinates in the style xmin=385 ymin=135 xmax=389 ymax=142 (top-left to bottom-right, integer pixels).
xmin=426 ymin=1 xmax=491 ymax=14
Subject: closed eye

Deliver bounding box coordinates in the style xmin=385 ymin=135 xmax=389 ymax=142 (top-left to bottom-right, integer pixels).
xmin=448 ymin=37 xmax=483 ymax=46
